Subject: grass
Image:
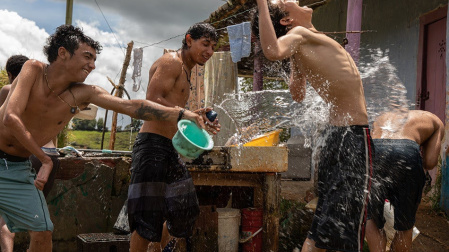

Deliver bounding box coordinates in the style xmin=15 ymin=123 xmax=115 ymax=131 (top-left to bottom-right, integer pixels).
xmin=66 ymin=130 xmax=139 ymax=151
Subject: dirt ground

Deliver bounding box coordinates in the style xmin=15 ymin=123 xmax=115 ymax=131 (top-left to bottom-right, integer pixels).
xmin=280 ymin=180 xmax=449 ymax=252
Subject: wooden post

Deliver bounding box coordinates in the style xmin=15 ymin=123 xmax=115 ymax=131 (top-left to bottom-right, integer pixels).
xmin=345 ymin=0 xmax=363 ymax=64
xmin=253 ymin=40 xmax=264 ymax=91
xmin=263 ymin=173 xmax=280 ymax=252
xmin=109 ymin=41 xmax=134 ymax=150
xmin=65 ymin=0 xmax=73 ymax=25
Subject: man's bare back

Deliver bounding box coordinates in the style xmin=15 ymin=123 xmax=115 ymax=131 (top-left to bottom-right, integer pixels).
xmin=372 ymin=110 xmax=443 ymax=144
xmin=372 ymin=110 xmax=444 ymax=169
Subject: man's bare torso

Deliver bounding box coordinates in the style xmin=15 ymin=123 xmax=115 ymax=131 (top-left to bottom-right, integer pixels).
xmin=291 ymin=27 xmax=368 ymax=126
xmin=139 ymin=52 xmax=191 ymax=139
xmin=0 ymin=61 xmax=88 ymax=157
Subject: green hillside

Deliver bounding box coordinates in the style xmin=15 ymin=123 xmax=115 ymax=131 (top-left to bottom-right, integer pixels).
xmin=67 ymin=130 xmax=139 ymax=151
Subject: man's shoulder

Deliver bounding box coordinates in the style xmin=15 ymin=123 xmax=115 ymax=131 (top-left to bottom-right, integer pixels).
xmin=151 ymin=52 xmax=182 ymax=72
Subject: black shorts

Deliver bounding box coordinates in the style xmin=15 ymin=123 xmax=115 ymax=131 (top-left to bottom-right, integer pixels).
xmin=308 ymin=125 xmax=373 ymax=252
xmin=368 ymin=139 xmax=425 ymax=231
xmin=127 ymin=133 xmax=199 ymax=242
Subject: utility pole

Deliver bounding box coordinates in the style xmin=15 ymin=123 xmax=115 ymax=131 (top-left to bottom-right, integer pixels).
xmin=109 ymin=41 xmax=134 ymax=150
xmin=66 ymin=0 xmax=73 ymax=25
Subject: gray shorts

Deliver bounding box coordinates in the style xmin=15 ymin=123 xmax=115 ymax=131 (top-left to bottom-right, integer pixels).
xmin=0 ymin=159 xmax=54 ymax=232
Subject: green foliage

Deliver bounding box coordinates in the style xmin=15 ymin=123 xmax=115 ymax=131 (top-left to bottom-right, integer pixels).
xmin=67 ymin=130 xmax=138 ymax=150
xmin=239 ymin=77 xmax=288 ymax=93
xmin=96 ymin=117 xmax=104 ymax=131
xmin=0 ymin=69 xmax=9 ymax=88
xmin=125 ymin=118 xmax=143 ymax=132
xmin=72 ymin=118 xmax=97 ymax=131
xmin=57 ymin=125 xmax=70 ymax=148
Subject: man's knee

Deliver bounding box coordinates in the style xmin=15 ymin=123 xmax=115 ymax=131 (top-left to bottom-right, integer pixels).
xmin=29 ymin=230 xmax=52 ymax=240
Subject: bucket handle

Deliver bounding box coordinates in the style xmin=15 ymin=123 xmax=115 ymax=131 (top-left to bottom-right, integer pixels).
xmin=239 ymin=227 xmax=263 ymax=243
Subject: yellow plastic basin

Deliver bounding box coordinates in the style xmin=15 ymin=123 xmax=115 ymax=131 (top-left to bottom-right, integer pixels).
xmin=243 ymin=129 xmax=282 ymax=147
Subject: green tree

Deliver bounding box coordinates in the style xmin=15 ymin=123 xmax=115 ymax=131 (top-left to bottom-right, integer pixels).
xmin=125 ymin=118 xmax=143 ymax=132
xmin=96 ymin=117 xmax=104 ymax=131
xmin=72 ymin=118 xmax=97 ymax=131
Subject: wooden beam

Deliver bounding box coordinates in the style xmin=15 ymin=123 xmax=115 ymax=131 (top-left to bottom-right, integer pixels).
xmin=109 ymin=41 xmax=133 ymax=150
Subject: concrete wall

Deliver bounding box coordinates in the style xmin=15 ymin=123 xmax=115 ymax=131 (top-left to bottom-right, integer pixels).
xmin=15 ymin=156 xmax=131 ymax=251
xmin=313 ymin=0 xmax=447 ymax=106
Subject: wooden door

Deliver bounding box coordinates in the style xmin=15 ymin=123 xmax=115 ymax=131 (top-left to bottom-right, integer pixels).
xmin=417 ymin=5 xmax=447 ymax=183
xmin=417 ymin=6 xmax=447 ymax=123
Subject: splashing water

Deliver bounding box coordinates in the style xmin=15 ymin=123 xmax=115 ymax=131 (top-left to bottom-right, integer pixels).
xmin=217 ymin=87 xmax=328 ymax=147
xmin=213 ymin=48 xmax=410 ymax=149
xmin=359 ymin=48 xmax=410 ymax=130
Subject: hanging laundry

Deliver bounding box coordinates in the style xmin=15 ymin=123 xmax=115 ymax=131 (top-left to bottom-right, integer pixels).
xmin=132 ymin=47 xmax=143 ymax=92
xmin=227 ymin=22 xmax=251 ymax=63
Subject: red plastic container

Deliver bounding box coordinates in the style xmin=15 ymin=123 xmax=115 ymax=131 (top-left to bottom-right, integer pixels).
xmin=241 ymin=208 xmax=263 ymax=252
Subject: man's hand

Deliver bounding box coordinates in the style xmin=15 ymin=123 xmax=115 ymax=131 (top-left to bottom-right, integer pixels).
xmin=182 ymin=109 xmax=206 ymax=130
xmin=34 ymin=157 xmax=53 ymax=191
xmin=194 ymin=107 xmax=221 ymax=135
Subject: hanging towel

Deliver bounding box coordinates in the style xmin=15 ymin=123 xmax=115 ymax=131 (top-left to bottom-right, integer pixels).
xmin=227 ymin=22 xmax=251 ymax=63
xmin=242 ymin=22 xmax=251 ymax=57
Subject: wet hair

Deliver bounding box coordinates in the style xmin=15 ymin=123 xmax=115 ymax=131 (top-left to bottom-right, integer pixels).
xmin=43 ymin=25 xmax=103 ymax=63
xmin=5 ymin=55 xmax=29 ymax=78
xmin=251 ymin=3 xmax=289 ymax=38
xmin=182 ymin=22 xmax=218 ymax=49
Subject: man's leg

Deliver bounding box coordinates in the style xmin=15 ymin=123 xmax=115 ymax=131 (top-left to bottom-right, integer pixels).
xmin=28 ymin=230 xmax=52 ymax=252
xmin=130 ymin=231 xmax=151 ymax=252
xmin=0 ymin=217 xmax=14 ymax=252
xmin=390 ymin=229 xmax=413 ymax=252
xmin=146 ymin=222 xmax=172 ymax=252
xmin=301 ymin=238 xmax=326 ymax=252
xmin=365 ymin=219 xmax=387 ymax=252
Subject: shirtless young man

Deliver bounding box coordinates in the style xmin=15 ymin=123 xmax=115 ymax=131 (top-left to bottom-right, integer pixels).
xmin=253 ymin=1 xmax=372 ymax=251
xmin=0 ymin=54 xmax=29 ymax=252
xmin=0 ymin=25 xmax=204 ymax=252
xmin=366 ymin=110 xmax=444 ymax=252
xmin=128 ymin=22 xmax=219 ymax=252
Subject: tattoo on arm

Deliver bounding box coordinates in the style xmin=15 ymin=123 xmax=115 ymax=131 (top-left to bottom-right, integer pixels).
xmin=135 ymin=103 xmax=170 ymax=121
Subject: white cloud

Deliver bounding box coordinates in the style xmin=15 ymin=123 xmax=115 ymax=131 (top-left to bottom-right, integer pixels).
xmin=0 ymin=9 xmax=48 ymax=64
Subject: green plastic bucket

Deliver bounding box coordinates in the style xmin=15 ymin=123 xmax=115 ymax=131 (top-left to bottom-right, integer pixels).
xmin=172 ymin=119 xmax=214 ymax=159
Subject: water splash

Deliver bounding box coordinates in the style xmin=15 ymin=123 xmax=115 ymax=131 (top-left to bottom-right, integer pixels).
xmin=359 ymin=48 xmax=410 ymax=129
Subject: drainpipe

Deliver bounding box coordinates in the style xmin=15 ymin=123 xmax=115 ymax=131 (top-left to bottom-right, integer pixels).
xmin=345 ymin=0 xmax=363 ymax=65
xmin=441 ymin=0 xmax=449 ymax=215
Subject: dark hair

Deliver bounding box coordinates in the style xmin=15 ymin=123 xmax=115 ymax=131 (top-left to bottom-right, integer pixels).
xmin=182 ymin=22 xmax=218 ymax=49
xmin=44 ymin=25 xmax=103 ymax=63
xmin=251 ymin=3 xmax=288 ymax=39
xmin=6 ymin=55 xmax=29 ymax=78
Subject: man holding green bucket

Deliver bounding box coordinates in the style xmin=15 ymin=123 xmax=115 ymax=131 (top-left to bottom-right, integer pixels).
xmin=128 ymin=22 xmax=220 ymax=251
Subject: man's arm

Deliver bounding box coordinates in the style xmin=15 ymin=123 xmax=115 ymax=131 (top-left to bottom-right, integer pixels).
xmin=2 ymin=61 xmax=52 ymax=190
xmin=86 ymin=85 xmax=205 ymax=128
xmin=256 ymin=0 xmax=304 ymax=61
xmin=422 ymin=118 xmax=444 ymax=170
xmin=289 ymin=58 xmax=306 ymax=102
xmin=0 ymin=84 xmax=11 ymax=106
